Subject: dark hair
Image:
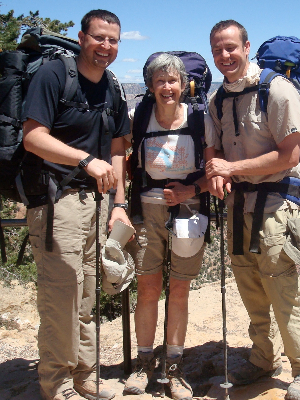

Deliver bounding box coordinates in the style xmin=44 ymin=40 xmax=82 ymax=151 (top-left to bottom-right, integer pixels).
xmin=81 ymin=9 xmax=121 ymax=34
xmin=210 ymin=19 xmax=248 ymax=46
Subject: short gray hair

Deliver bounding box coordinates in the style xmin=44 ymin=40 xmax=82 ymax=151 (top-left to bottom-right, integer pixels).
xmin=146 ymin=53 xmax=188 ymax=88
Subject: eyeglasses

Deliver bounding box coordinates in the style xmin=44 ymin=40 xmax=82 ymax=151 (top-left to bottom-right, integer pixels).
xmin=85 ymin=32 xmax=121 ymax=46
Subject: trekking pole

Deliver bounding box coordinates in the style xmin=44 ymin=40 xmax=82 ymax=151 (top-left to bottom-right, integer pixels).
xmin=95 ymin=192 xmax=104 ymax=400
xmin=157 ymin=227 xmax=173 ymax=397
xmin=218 ymin=198 xmax=232 ymax=400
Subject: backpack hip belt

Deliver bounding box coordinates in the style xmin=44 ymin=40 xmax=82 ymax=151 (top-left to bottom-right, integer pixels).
xmin=231 ymin=179 xmax=300 ymax=255
xmin=129 ymin=169 xmax=205 ymax=225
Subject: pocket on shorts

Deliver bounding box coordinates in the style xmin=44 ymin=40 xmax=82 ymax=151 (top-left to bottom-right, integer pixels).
xmin=260 ymin=232 xmax=295 ymax=277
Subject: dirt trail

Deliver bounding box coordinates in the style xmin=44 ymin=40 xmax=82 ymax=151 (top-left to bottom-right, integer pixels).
xmin=0 ymin=279 xmax=292 ymax=399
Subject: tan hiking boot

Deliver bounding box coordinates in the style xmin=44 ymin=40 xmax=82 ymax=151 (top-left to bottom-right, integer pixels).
xmin=74 ymin=379 xmax=115 ymax=400
xmin=166 ymin=356 xmax=193 ymax=400
xmin=41 ymin=387 xmax=85 ymax=400
xmin=124 ymin=352 xmax=156 ymax=394
xmin=228 ymin=359 xmax=282 ymax=386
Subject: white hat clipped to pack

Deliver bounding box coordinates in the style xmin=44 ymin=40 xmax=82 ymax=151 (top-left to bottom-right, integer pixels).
xmin=101 ymin=220 xmax=135 ymax=295
xmin=172 ymin=205 xmax=208 ymax=258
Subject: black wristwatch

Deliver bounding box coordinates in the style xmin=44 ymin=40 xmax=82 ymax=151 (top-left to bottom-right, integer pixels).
xmin=192 ymin=182 xmax=201 ymax=196
xmin=78 ymin=155 xmax=95 ymax=169
xmin=113 ymin=203 xmax=128 ymax=210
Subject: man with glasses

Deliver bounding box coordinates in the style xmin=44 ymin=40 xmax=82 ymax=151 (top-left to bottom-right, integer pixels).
xmin=22 ymin=9 xmax=131 ymax=400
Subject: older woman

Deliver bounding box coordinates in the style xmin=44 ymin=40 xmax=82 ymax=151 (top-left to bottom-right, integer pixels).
xmin=124 ymin=53 xmax=216 ymax=400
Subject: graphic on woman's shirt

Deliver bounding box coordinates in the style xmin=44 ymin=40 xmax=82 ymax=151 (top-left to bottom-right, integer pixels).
xmin=145 ymin=135 xmax=195 ymax=175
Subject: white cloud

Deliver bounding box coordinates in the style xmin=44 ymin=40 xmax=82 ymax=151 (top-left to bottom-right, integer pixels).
xmin=122 ymin=58 xmax=138 ymax=62
xmin=121 ymin=31 xmax=148 ymax=40
xmin=127 ymin=69 xmax=142 ymax=73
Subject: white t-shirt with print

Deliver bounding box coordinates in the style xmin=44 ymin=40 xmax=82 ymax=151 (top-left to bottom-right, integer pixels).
xmin=128 ymin=103 xmax=214 ymax=204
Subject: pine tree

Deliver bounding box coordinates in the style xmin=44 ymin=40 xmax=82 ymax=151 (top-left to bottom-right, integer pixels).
xmin=0 ymin=6 xmax=74 ymax=51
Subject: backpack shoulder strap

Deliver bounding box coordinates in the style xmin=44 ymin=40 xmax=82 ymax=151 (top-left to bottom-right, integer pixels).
xmin=214 ymin=85 xmax=225 ymax=121
xmin=187 ymin=103 xmax=205 ymax=170
xmin=131 ymin=95 xmax=155 ymax=172
xmin=106 ymin=69 xmax=125 ymax=116
xmin=258 ymin=68 xmax=282 ymax=113
xmin=58 ymin=54 xmax=79 ymax=103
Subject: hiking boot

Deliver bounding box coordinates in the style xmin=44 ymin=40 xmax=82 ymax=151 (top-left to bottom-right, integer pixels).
xmin=166 ymin=356 xmax=193 ymax=400
xmin=74 ymin=379 xmax=115 ymax=400
xmin=228 ymin=360 xmax=282 ymax=386
xmin=286 ymin=375 xmax=300 ymax=400
xmin=124 ymin=352 xmax=156 ymax=394
xmin=41 ymin=388 xmax=86 ymax=400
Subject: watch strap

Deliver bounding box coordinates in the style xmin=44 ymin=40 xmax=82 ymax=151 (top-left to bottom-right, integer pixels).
xmin=58 ymin=155 xmax=95 ymax=190
xmin=113 ymin=203 xmax=128 ymax=210
xmin=192 ymin=182 xmax=201 ymax=196
xmin=78 ymin=154 xmax=95 ymax=169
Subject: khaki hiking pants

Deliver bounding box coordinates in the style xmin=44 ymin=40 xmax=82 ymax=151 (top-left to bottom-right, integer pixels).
xmin=227 ymin=205 xmax=300 ymax=376
xmin=27 ymin=190 xmax=109 ymax=398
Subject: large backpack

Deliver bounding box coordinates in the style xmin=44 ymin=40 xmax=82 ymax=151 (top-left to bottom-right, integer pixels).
xmin=0 ymin=26 xmax=123 ymax=259
xmin=0 ymin=26 xmax=122 ymax=205
xmin=131 ymin=51 xmax=211 ymax=175
xmin=215 ymin=35 xmax=300 ymax=123
xmin=129 ymin=51 xmax=212 ymax=225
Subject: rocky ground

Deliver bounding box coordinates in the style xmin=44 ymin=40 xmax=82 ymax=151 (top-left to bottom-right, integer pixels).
xmin=0 ymin=279 xmax=293 ymax=400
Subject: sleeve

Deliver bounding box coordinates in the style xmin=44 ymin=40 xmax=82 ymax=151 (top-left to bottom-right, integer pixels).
xmin=267 ymin=77 xmax=300 ymax=144
xmin=204 ymin=112 xmax=217 ymax=149
xmin=123 ymin=108 xmax=135 ymax=144
xmin=22 ymin=60 xmax=65 ymax=129
xmin=208 ymin=90 xmax=223 ymax=151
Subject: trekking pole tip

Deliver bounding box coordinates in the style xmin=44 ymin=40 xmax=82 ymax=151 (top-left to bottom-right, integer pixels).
xmin=220 ymin=382 xmax=232 ymax=400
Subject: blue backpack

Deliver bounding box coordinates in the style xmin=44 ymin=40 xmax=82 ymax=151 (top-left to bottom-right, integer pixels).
xmin=256 ymin=36 xmax=300 ymax=93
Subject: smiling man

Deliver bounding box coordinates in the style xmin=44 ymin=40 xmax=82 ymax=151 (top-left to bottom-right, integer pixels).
xmin=208 ymin=20 xmax=300 ymax=400
xmin=22 ymin=9 xmax=131 ymax=400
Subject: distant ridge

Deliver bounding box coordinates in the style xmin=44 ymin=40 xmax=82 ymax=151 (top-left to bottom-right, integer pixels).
xmin=122 ymin=82 xmax=222 ymax=110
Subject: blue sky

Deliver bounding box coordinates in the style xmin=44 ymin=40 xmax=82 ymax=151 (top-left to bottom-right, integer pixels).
xmin=3 ymin=0 xmax=300 ymax=83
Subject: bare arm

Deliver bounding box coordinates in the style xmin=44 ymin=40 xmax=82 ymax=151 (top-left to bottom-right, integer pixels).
xmin=109 ymin=137 xmax=133 ymax=231
xmin=206 ymin=132 xmax=300 ymax=179
xmin=23 ymin=118 xmax=117 ymax=193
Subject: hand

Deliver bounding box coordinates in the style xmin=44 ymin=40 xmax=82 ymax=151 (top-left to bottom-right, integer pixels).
xmin=206 ymin=158 xmax=234 ymax=179
xmin=207 ymin=176 xmax=232 ymax=199
xmin=85 ymin=159 xmax=118 ymax=193
xmin=163 ymin=182 xmax=195 ymax=206
xmin=108 ymin=207 xmax=135 ymax=241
